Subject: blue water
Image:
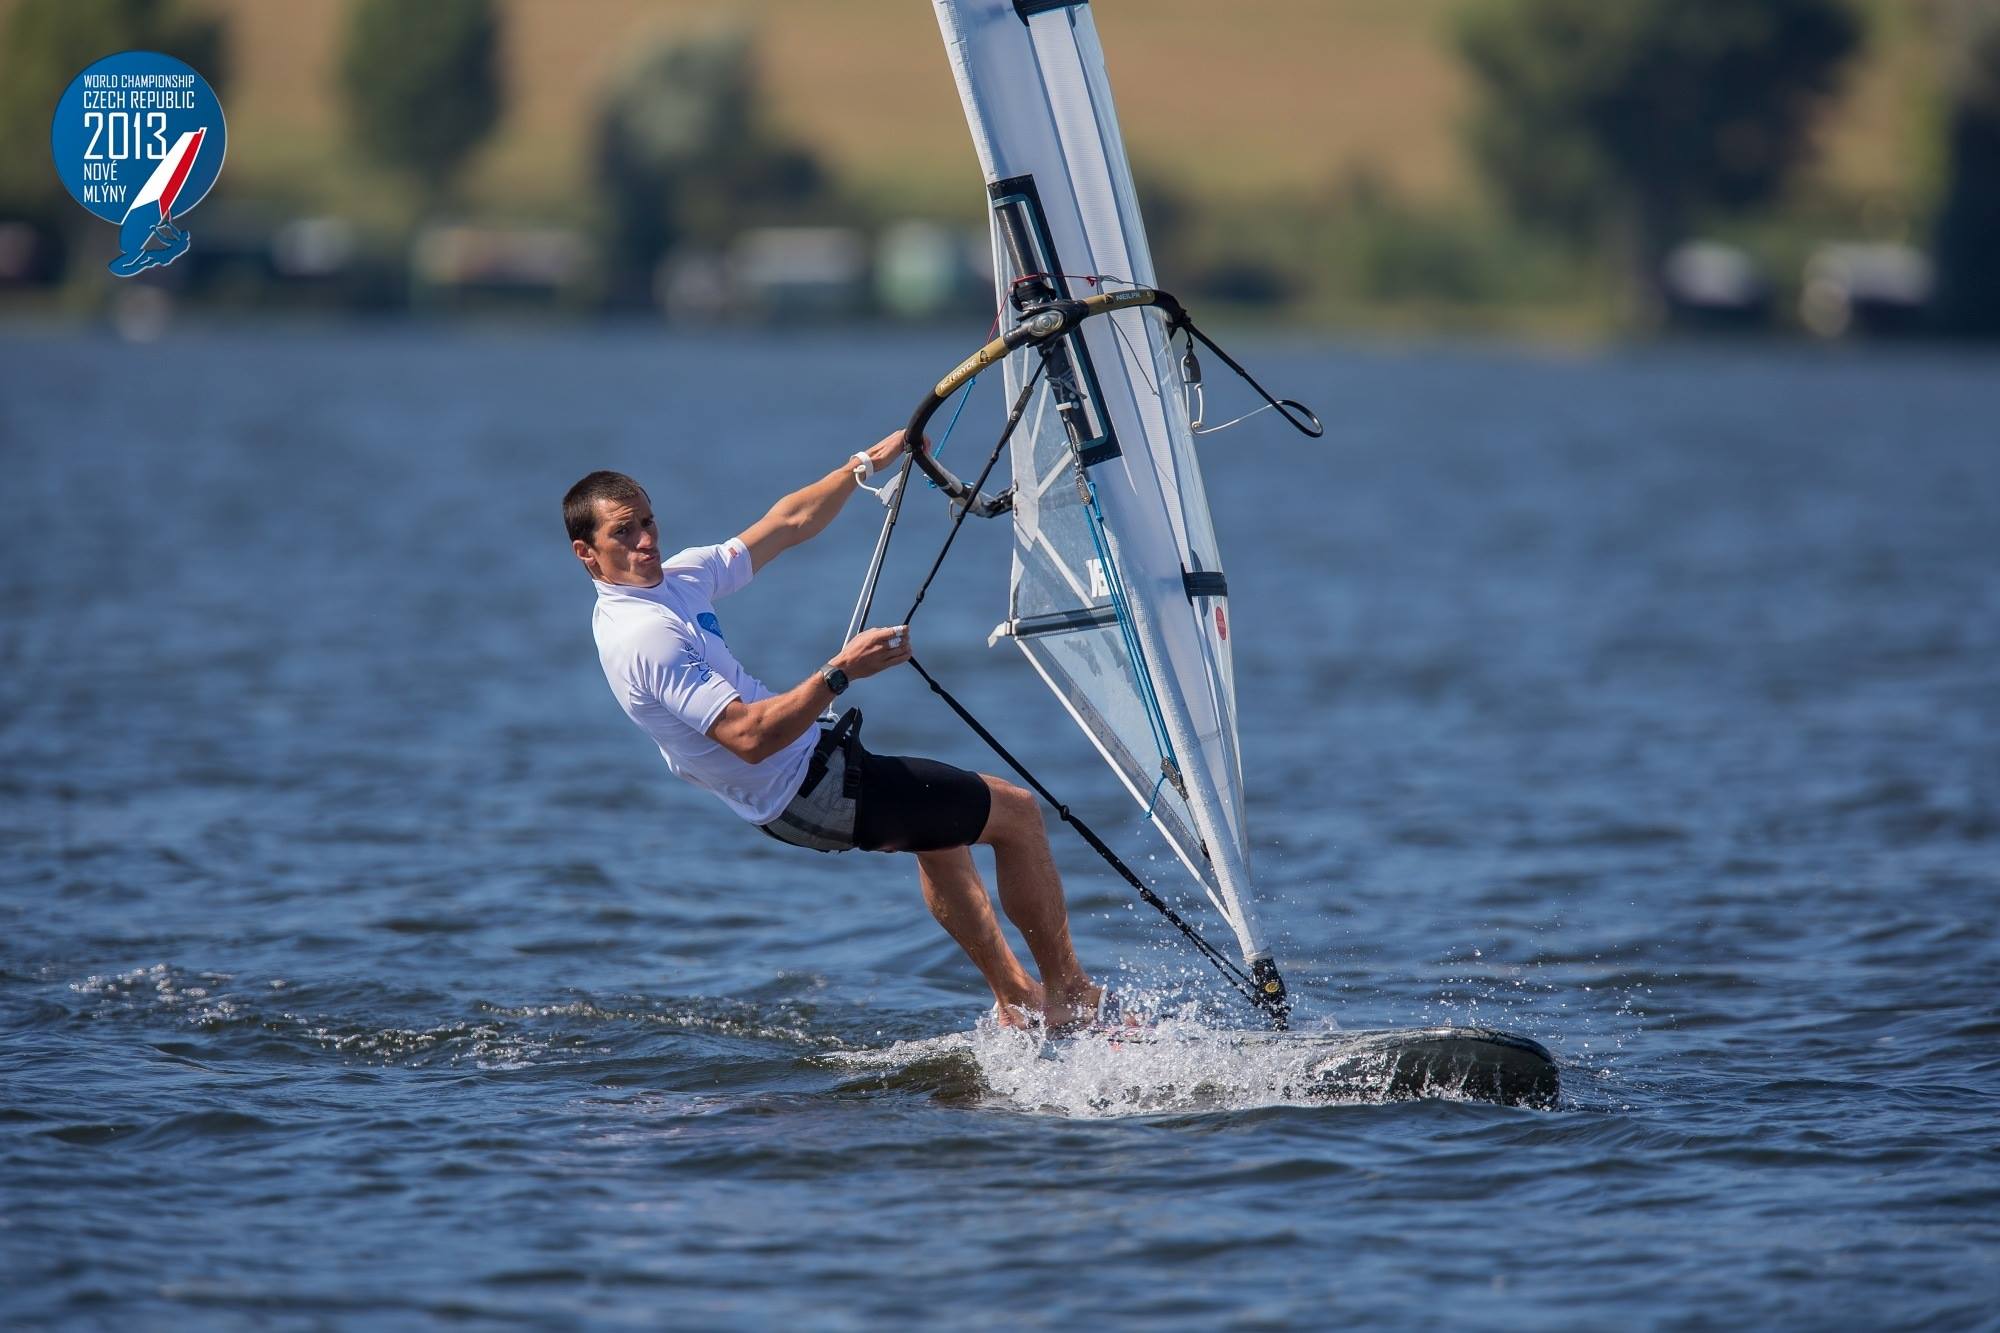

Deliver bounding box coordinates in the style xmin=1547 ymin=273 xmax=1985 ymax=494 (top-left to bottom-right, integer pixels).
xmin=3 ymin=326 xmax=1996 ymax=1329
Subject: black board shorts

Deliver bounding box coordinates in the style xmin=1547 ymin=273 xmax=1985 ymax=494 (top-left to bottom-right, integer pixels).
xmin=760 ymin=710 xmax=991 ymax=855
xmin=852 ymin=747 xmax=993 ymax=853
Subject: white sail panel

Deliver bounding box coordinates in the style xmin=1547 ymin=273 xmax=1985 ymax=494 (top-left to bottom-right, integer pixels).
xmin=934 ymin=0 xmax=1267 ymax=962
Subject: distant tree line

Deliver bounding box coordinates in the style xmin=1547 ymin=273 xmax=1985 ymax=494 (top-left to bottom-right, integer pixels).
xmin=1 ymin=0 xmax=1994 ymax=335
xmin=1457 ymin=0 xmax=1863 ymax=319
xmin=1933 ymin=0 xmax=2000 ymax=337
xmin=1454 ymin=0 xmax=2000 ymax=335
xmin=591 ymin=27 xmax=828 ymax=306
xmin=340 ymin=0 xmax=501 ymax=214
xmin=0 ymin=0 xmax=825 ymax=307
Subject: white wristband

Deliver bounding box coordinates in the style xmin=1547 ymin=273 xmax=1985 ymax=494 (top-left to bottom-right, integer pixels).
xmin=850 ymin=450 xmax=890 ymax=497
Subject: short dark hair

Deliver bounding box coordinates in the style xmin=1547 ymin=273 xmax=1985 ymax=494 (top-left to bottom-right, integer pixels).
xmin=563 ymin=470 xmax=649 ymax=545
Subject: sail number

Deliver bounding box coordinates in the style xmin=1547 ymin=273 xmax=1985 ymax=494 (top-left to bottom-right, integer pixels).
xmin=82 ymin=111 xmax=171 ymax=161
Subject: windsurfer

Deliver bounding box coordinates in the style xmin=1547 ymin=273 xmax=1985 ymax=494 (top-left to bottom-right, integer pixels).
xmin=565 ymin=439 xmax=1115 ymax=1031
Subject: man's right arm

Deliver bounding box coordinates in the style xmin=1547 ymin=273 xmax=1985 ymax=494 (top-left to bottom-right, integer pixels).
xmin=734 ymin=432 xmax=909 ymax=574
xmin=706 ymin=625 xmax=912 ymax=764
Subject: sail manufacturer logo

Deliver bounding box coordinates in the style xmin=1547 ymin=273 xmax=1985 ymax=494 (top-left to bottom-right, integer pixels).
xmin=49 ymin=52 xmax=227 ymax=277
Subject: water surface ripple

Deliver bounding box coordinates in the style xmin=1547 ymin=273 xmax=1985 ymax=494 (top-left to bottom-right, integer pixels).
xmin=2 ymin=328 xmax=1995 ymax=1328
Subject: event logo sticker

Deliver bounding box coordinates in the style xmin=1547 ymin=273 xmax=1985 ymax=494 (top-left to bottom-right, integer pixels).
xmin=50 ymin=51 xmax=226 ymax=277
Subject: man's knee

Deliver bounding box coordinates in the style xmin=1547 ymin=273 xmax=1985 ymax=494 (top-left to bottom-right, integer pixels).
xmin=915 ymin=845 xmax=973 ymax=873
xmin=979 ymin=776 xmax=1041 ymax=842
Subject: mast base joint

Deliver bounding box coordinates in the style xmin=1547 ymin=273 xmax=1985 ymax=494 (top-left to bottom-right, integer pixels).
xmin=1250 ymin=956 xmax=1291 ymax=1031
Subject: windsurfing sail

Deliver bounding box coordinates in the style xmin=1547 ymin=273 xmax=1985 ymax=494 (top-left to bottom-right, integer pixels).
xmin=930 ymin=2 xmax=1279 ymax=994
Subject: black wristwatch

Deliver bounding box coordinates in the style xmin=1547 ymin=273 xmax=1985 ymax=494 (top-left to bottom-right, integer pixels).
xmin=819 ymin=664 xmax=849 ymax=696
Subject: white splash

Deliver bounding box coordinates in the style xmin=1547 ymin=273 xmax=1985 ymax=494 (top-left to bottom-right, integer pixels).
xmin=830 ymin=1011 xmax=1448 ymax=1119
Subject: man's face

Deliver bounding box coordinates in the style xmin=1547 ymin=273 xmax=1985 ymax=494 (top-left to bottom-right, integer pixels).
xmin=575 ymin=494 xmax=662 ymax=586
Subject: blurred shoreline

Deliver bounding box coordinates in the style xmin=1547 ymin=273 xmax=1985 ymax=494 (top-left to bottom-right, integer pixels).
xmin=1 ymin=0 xmax=1989 ymax=342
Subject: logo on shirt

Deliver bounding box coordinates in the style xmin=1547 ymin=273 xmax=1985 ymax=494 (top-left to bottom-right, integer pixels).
xmin=681 ymin=647 xmax=713 ymax=684
xmin=696 ymin=611 xmax=725 ymax=641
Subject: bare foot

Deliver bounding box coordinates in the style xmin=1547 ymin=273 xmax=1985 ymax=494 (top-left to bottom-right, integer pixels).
xmin=1045 ymin=983 xmax=1143 ymax=1034
xmin=992 ymin=981 xmax=1046 ymax=1029
xmin=1043 ymin=982 xmax=1103 ymax=1035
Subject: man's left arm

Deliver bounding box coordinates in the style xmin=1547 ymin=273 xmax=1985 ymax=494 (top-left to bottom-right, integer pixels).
xmin=735 ymin=431 xmax=909 ymax=571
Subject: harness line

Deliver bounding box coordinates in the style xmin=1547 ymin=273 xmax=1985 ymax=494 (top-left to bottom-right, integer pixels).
xmin=904 ymin=654 xmax=1259 ymax=1008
